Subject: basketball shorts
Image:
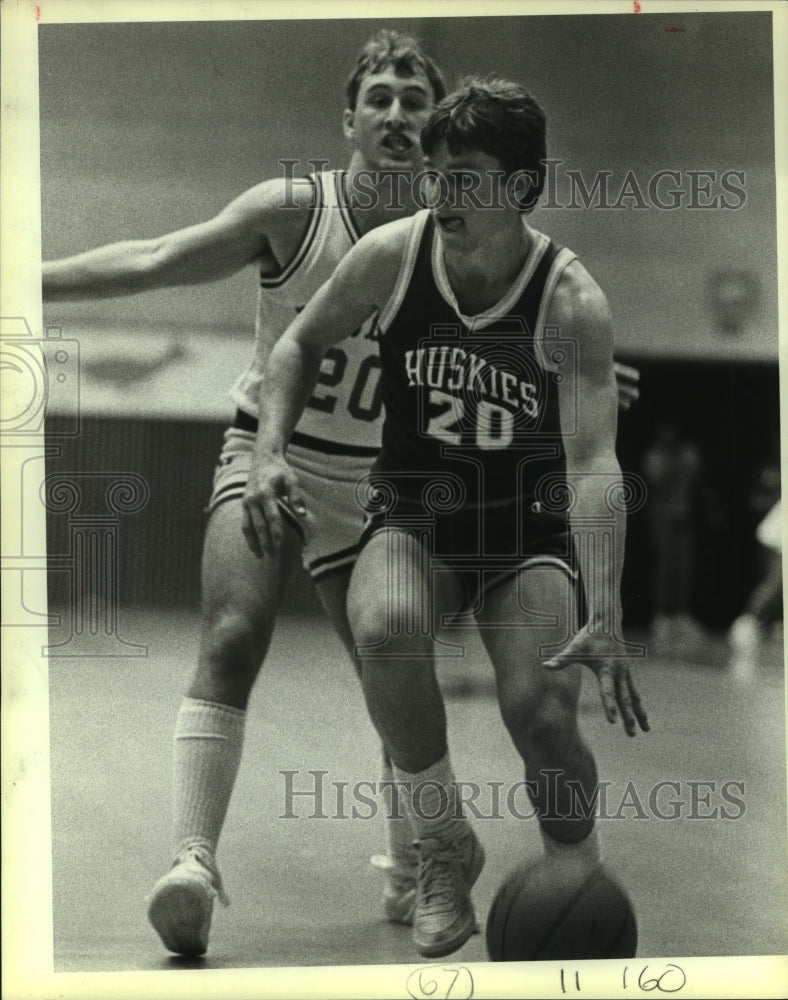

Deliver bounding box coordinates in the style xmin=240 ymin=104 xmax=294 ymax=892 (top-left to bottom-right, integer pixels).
xmin=357 ymin=489 xmax=583 ymax=614
xmin=206 ymin=421 xmax=375 ymax=582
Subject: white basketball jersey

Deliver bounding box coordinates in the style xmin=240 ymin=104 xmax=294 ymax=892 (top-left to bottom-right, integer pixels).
xmin=231 ymin=171 xmax=383 ymax=453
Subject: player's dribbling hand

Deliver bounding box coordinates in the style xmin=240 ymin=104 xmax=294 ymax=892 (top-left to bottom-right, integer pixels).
xmin=543 ymin=626 xmax=649 ymax=737
xmin=242 ymin=454 xmax=307 ymax=558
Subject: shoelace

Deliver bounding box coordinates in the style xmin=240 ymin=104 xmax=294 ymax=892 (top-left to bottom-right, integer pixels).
xmin=417 ymin=842 xmax=468 ymax=913
xmin=183 ymin=847 xmax=230 ymax=907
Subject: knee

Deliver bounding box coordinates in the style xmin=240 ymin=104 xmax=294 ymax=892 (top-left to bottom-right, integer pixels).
xmin=500 ymin=682 xmax=578 ymax=751
xmin=348 ymin=589 xmax=431 ymax=657
xmin=348 ymin=586 xmax=382 ymax=648
xmin=201 ymin=605 xmax=270 ymax=677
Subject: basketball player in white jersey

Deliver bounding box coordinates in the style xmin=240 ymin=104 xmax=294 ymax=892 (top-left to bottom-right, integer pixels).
xmin=43 ymin=30 xmax=448 ymax=956
xmin=245 ymin=78 xmax=649 ymax=958
xmin=43 ymin=34 xmax=639 ymax=957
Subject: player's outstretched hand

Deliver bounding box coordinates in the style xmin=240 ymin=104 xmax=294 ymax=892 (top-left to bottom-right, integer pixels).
xmin=543 ymin=626 xmax=649 ymax=737
xmin=614 ymin=361 xmax=640 ymax=412
xmin=242 ymin=453 xmax=307 ymax=558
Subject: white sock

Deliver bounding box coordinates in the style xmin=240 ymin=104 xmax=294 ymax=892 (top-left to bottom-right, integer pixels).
xmin=380 ymin=755 xmax=418 ymax=866
xmin=172 ymin=697 xmax=246 ymax=859
xmin=392 ymin=753 xmax=467 ymax=844
xmin=539 ymin=824 xmax=601 ymax=867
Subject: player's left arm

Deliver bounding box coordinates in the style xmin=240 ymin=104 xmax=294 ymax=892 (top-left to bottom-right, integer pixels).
xmin=545 ymin=262 xmax=649 ymax=736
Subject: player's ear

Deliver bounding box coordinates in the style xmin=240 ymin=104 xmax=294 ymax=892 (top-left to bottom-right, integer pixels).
xmin=511 ymin=170 xmax=539 ymax=214
xmin=342 ymin=109 xmax=355 ymax=140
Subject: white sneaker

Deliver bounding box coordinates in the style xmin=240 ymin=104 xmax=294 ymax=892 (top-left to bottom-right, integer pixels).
xmin=412 ymin=827 xmax=485 ymax=958
xmin=147 ymin=846 xmax=227 ymax=956
xmin=370 ymin=851 xmax=417 ymax=924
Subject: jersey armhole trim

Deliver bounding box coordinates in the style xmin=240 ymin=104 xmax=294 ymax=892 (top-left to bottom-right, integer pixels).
xmin=336 ymin=172 xmax=363 ymax=244
xmin=533 ymin=247 xmax=578 ymax=372
xmin=377 ymin=212 xmax=431 ymax=334
xmin=259 ymin=173 xmax=323 ymax=289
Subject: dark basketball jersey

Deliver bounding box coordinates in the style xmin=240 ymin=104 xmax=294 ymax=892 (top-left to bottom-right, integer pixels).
xmin=375 ymin=212 xmax=578 ymax=509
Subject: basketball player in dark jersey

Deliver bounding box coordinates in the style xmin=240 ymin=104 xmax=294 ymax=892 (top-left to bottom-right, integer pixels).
xmin=43 ymin=36 xmax=638 ymax=956
xmin=245 ymin=78 xmax=649 ymax=959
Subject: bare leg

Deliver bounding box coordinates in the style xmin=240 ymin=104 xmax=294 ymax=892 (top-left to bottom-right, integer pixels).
xmin=347 ymin=529 xmax=483 ymax=957
xmin=148 ymin=497 xmax=299 ymax=956
xmin=477 ymin=566 xmax=599 ymax=854
xmin=729 ymin=548 xmax=784 ymax=682
xmin=316 ymin=562 xmax=421 ymax=924
xmin=189 ymin=497 xmax=299 ymax=708
xmin=347 ymin=529 xmax=463 ymax=773
xmin=313 ymin=567 xmax=355 ymax=658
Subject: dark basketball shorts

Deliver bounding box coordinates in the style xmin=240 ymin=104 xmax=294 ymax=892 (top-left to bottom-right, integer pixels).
xmin=357 ymin=490 xmax=584 ymax=615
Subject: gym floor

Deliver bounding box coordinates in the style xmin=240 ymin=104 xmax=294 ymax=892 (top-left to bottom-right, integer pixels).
xmin=45 ymin=606 xmax=787 ymax=974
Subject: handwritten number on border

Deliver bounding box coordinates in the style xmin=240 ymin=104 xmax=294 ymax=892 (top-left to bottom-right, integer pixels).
xmin=406 ymin=964 xmax=474 ymax=999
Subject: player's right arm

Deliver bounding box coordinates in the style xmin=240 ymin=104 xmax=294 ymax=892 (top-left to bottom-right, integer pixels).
xmin=241 ymin=220 xmax=409 ymax=558
xmin=41 ymin=178 xmax=310 ymax=300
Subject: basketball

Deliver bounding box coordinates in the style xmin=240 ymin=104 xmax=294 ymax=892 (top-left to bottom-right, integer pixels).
xmin=486 ymin=858 xmax=638 ymax=961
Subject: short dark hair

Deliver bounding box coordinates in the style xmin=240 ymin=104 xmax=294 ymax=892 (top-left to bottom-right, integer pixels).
xmin=421 ymin=77 xmax=547 ymax=211
xmin=345 ymin=29 xmax=447 ymax=110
